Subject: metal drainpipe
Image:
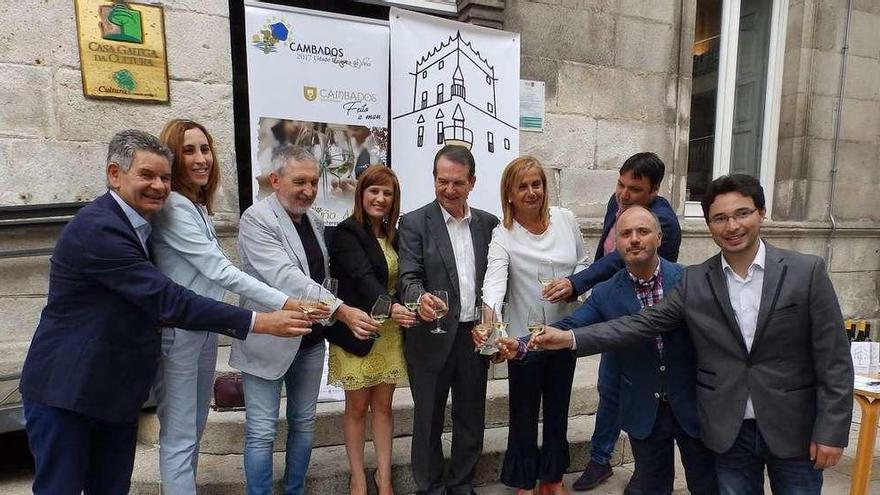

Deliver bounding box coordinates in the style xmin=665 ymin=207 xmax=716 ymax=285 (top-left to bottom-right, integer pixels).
xmin=825 ymin=0 xmax=854 ymax=265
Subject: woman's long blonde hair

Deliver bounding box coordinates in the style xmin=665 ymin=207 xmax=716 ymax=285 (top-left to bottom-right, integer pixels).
xmin=500 ymin=156 xmax=550 ymax=229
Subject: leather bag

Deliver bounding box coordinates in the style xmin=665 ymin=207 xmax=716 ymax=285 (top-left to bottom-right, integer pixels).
xmin=213 ymin=372 xmax=245 ymax=410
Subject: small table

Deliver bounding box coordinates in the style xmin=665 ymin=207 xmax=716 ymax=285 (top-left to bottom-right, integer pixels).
xmin=850 ymin=374 xmax=880 ymax=495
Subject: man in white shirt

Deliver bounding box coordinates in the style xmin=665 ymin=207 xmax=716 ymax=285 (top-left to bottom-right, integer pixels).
xmin=398 ymin=145 xmax=499 ymax=495
xmin=534 ymin=174 xmax=853 ymax=495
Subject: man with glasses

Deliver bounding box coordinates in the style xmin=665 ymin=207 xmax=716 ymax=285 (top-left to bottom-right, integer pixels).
xmin=534 ymin=174 xmax=853 ymax=494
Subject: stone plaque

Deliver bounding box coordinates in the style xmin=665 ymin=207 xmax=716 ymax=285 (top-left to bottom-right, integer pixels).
xmin=74 ymin=0 xmax=169 ymax=103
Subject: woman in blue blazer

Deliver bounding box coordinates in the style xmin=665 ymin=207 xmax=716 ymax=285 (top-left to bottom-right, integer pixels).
xmin=151 ymin=120 xmax=298 ymax=494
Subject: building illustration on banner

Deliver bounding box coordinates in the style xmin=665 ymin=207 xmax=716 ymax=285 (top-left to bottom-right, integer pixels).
xmin=392 ymin=30 xmax=516 ymax=157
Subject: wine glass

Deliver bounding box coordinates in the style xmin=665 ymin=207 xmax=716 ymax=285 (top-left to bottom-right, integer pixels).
xmin=321 ymin=278 xmax=338 ymax=304
xmin=538 ymin=259 xmax=555 ymax=299
xmin=492 ymin=301 xmax=509 ymax=340
xmin=475 ymin=303 xmax=498 ymax=355
xmin=369 ymin=295 xmax=392 ymax=339
xmin=526 ymin=305 xmax=546 ymax=352
xmin=299 ymin=285 xmax=321 ymax=318
xmin=430 ymin=290 xmax=449 ymax=334
xmin=405 ymin=284 xmax=423 ymax=312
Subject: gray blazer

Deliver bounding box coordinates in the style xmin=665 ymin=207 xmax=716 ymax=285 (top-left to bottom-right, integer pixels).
xmin=572 ymin=243 xmax=853 ymax=458
xmin=229 ymin=193 xmax=342 ymax=380
xmin=397 ymin=201 xmax=499 ymax=372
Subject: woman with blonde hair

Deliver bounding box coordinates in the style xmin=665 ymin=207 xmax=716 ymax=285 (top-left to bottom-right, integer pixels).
xmin=151 ymin=119 xmax=302 ymax=494
xmin=479 ymin=156 xmax=587 ymax=494
xmin=327 ymin=165 xmax=417 ymax=495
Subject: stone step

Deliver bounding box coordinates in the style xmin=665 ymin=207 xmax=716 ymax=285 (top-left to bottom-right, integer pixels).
xmin=137 ymin=356 xmax=602 ymax=454
xmin=129 ymin=411 xmax=632 ymax=495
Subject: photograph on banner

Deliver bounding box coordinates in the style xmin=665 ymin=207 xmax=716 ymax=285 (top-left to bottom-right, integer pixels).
xmin=244 ymin=4 xmax=389 ymax=225
xmin=390 ymin=7 xmax=520 ymax=216
xmin=255 ymin=117 xmax=388 ymax=225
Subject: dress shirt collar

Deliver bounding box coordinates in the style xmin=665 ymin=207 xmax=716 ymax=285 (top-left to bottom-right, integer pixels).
xmin=108 ymin=189 xmax=152 ymax=243
xmin=721 ymin=239 xmax=766 ymax=282
xmin=440 ymin=202 xmax=472 ymax=224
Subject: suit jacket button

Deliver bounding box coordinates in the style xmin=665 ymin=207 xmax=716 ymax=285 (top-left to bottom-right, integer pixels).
xmin=659 ymin=365 xmax=667 ymax=371
xmin=653 ymin=392 xmax=661 ymax=399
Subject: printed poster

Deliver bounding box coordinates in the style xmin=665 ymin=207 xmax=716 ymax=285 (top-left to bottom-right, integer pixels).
xmin=390 ymin=7 xmax=520 ymax=215
xmin=245 ymin=4 xmax=389 ymax=226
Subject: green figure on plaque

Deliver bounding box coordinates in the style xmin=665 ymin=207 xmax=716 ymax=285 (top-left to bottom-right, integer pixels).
xmin=101 ymin=4 xmax=144 ymax=44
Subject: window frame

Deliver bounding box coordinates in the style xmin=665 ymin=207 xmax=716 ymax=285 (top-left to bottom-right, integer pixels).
xmin=684 ymin=0 xmax=788 ymax=218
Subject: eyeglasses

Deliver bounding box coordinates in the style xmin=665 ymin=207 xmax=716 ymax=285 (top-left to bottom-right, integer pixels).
xmin=708 ymin=208 xmax=759 ymax=226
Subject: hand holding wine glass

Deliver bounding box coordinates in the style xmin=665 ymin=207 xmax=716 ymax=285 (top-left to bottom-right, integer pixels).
xmin=298 ymin=285 xmax=324 ymax=321
xmin=471 ymin=303 xmax=493 ymax=352
xmin=526 ymin=305 xmax=546 ymax=352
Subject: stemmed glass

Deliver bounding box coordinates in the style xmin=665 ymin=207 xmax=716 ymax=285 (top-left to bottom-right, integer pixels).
xmin=430 ymin=290 xmax=449 ymax=334
xmin=298 ymin=285 xmax=321 ymax=318
xmin=405 ymin=284 xmax=423 ymax=312
xmin=369 ymin=294 xmax=392 ymax=339
xmin=538 ymin=259 xmax=555 ymax=299
xmin=321 ymin=278 xmax=338 ymax=305
xmin=492 ymin=302 xmax=508 ymax=340
xmin=475 ymin=303 xmax=498 ymax=355
xmin=526 ymin=305 xmax=546 ymax=352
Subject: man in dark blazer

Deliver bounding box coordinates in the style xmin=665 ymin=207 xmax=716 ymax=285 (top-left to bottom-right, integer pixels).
xmin=18 ymin=130 xmax=310 ymax=495
xmin=553 ymin=206 xmax=715 ymax=494
xmin=542 ymin=152 xmax=682 ymax=491
xmin=398 ymin=145 xmax=499 ymax=495
xmin=535 ymin=175 xmax=853 ymax=494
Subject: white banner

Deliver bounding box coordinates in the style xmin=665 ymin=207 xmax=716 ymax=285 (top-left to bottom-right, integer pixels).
xmin=390 ymin=8 xmax=520 ymax=216
xmin=245 ymin=3 xmax=389 ymax=226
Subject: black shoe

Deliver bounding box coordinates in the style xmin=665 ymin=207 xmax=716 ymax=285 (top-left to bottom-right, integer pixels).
xmin=572 ymin=461 xmax=613 ymax=491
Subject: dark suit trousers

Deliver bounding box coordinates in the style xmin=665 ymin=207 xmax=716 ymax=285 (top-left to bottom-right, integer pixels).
xmin=627 ymin=402 xmax=717 ymax=495
xmin=24 ymin=399 xmax=139 ymax=495
xmin=407 ymin=322 xmax=488 ymax=495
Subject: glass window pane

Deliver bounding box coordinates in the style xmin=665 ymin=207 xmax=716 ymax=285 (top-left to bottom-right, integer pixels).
xmin=730 ymin=0 xmax=772 ymax=177
xmin=686 ymin=0 xmax=722 ymax=202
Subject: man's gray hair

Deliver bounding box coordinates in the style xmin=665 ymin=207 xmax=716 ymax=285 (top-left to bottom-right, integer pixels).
xmin=106 ymin=129 xmax=173 ymax=183
xmin=269 ymin=144 xmax=318 ymax=176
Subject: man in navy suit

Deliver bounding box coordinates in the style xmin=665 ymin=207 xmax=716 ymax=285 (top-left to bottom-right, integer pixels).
xmin=18 ymin=130 xmax=311 ymax=495
xmin=541 ymin=153 xmax=682 ymax=490
xmin=555 ymin=206 xmax=714 ymax=494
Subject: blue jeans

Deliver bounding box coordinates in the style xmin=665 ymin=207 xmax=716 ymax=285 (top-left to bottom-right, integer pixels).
xmin=242 ymin=343 xmax=325 ymax=495
xmin=590 ymin=352 xmax=621 ymax=465
xmin=716 ymin=420 xmax=822 ymax=495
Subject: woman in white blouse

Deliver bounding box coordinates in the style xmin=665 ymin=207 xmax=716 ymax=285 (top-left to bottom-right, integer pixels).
xmin=480 ymin=156 xmax=587 ymax=495
xmin=151 ymin=120 xmax=303 ymax=494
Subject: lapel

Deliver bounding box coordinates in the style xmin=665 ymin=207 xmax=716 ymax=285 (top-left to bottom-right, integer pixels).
xmin=427 ymin=201 xmax=460 ymax=298
xmin=268 ymin=194 xmax=309 ymax=276
xmin=615 ymin=271 xmax=642 ymax=316
xmin=705 ymin=254 xmax=749 ymax=354
xmin=596 ymin=196 xmax=618 ymax=260
xmin=102 ymin=192 xmax=150 ymax=260
xmin=469 ymin=208 xmax=488 ymax=287
xmin=752 ymin=243 xmax=786 ymax=351
xmin=359 ymin=221 xmax=389 ymax=284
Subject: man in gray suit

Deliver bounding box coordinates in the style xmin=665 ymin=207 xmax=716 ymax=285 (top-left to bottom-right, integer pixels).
xmin=398 ymin=145 xmax=499 ymax=495
xmin=534 ymin=174 xmax=853 ymax=494
xmin=231 ymin=145 xmax=378 ymax=495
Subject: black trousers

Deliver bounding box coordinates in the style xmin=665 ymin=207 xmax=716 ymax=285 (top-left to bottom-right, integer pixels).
xmin=407 ymin=322 xmax=489 ymax=495
xmin=627 ymin=402 xmax=717 ymax=495
xmin=501 ymin=349 xmax=576 ymax=489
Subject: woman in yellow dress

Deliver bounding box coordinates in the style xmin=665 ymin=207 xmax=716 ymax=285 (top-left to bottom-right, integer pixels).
xmin=328 ymin=165 xmax=417 ymax=495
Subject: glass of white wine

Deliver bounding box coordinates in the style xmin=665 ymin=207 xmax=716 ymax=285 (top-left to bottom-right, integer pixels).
xmin=405 ymin=284 xmax=423 ymax=313
xmin=474 ymin=303 xmax=496 ymax=354
xmin=321 ymin=277 xmax=338 ymax=305
xmin=430 ymin=289 xmax=449 ymax=335
xmin=369 ymin=294 xmax=392 ymax=339
xmin=526 ymin=305 xmax=546 ymax=352
xmin=538 ymin=259 xmax=555 ymax=299
xmin=492 ymin=301 xmax=509 ymax=342
xmin=299 ymin=285 xmax=321 ymax=318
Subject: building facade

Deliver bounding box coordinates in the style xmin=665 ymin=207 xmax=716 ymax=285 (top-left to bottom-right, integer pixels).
xmin=0 ymin=0 xmax=877 ymax=432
